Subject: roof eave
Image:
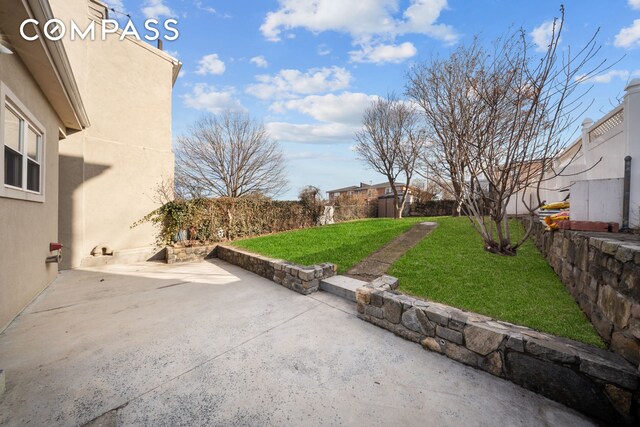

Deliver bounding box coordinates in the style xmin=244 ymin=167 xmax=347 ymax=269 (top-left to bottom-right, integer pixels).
xmin=1 ymin=0 xmax=90 ymax=131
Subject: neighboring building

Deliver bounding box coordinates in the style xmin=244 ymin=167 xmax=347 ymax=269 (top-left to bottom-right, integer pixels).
xmin=327 ymin=181 xmax=410 ymax=202
xmin=506 ymin=80 xmax=640 ymax=229
xmin=0 ymin=0 xmax=180 ymax=330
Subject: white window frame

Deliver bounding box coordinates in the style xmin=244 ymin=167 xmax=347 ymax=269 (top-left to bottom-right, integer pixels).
xmin=0 ymin=82 xmax=46 ymax=203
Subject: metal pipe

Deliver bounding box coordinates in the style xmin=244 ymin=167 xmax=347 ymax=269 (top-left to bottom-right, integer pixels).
xmin=621 ymin=155 xmax=632 ymax=232
xmin=45 ymin=254 xmax=61 ymax=263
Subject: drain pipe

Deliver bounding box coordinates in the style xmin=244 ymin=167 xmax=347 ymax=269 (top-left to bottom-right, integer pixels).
xmin=621 ymin=156 xmax=632 ymax=232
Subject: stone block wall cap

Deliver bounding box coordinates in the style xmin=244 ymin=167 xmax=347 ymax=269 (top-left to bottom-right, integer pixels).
xmin=580 ymin=358 xmax=639 ymax=390
xmin=370 ymin=275 xmax=400 ymax=289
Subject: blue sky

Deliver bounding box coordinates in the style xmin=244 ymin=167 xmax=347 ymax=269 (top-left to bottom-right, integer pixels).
xmin=108 ymin=0 xmax=640 ymax=199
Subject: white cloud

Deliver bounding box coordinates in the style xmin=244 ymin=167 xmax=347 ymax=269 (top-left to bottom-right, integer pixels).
xmin=196 ymin=54 xmax=226 ymax=75
xmin=630 ymin=0 xmax=640 ymax=10
xmin=615 ymin=19 xmax=640 ymax=48
xmin=261 ymin=0 xmax=458 ymax=52
xmin=350 ymin=41 xmax=417 ymax=64
xmin=195 ymin=1 xmax=217 ymax=13
xmin=250 ymin=55 xmax=269 ymax=68
xmin=246 ymin=66 xmax=351 ymax=99
xmin=103 ymin=0 xmax=127 ymax=13
xmin=531 ymin=20 xmax=558 ymax=52
xmin=182 ymin=84 xmax=244 ymax=113
xmin=261 ymin=0 xmax=395 ymax=41
xmin=576 ymin=69 xmax=640 ymax=84
xmin=141 ymin=0 xmax=173 ymax=19
xmin=266 ymin=92 xmax=381 ymax=144
xmin=266 ymin=122 xmax=357 ymax=144
xmin=270 ymin=92 xmax=378 ymax=125
xmin=398 ymin=0 xmax=458 ymax=44
xmin=317 ymin=44 xmax=332 ymax=56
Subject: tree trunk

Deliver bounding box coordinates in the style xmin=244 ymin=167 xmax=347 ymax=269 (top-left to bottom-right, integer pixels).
xmin=391 ymin=186 xmax=401 ymax=219
xmin=483 ymin=218 xmax=516 ymax=255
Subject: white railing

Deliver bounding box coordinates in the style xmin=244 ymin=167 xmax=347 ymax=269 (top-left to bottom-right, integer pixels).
xmin=589 ymin=106 xmax=624 ymax=142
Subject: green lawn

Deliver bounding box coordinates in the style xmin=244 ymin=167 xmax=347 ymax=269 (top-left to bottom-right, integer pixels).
xmin=233 ymin=216 xmax=602 ymax=346
xmin=232 ymin=217 xmax=426 ymax=273
xmin=389 ymin=216 xmax=603 ymax=347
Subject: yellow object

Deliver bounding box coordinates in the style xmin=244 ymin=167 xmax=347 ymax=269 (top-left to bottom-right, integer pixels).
xmin=549 ymin=211 xmax=569 ymax=221
xmin=544 ymin=211 xmax=569 ymax=231
xmin=541 ymin=201 xmax=570 ymax=210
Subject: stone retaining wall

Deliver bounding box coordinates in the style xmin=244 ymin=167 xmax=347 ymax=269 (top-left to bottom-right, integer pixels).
xmin=166 ymin=245 xmax=218 ymax=264
xmin=356 ymin=279 xmax=640 ymax=424
xmin=528 ymin=220 xmax=640 ymax=366
xmin=215 ymin=245 xmax=336 ymax=295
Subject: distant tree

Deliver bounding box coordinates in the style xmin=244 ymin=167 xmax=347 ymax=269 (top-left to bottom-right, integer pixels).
xmin=175 ymin=110 xmax=288 ymax=198
xmin=406 ymin=7 xmax=604 ymax=255
xmin=354 ymin=95 xmax=426 ymax=218
xmin=298 ymin=185 xmax=324 ymax=223
xmin=411 ymin=178 xmax=439 ymax=203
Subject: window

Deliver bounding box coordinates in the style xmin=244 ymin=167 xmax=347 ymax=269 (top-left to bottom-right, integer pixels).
xmin=385 ymin=187 xmax=393 ymax=195
xmin=1 ymin=83 xmax=45 ymax=202
xmin=4 ymin=106 xmax=21 ymax=188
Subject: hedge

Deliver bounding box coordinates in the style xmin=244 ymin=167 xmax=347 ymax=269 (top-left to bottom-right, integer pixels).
xmin=138 ymin=197 xmax=320 ymax=245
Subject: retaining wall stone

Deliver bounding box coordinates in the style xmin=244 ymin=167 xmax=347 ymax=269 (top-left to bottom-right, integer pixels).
xmin=356 ymin=280 xmax=640 ymax=424
xmin=528 ymin=220 xmax=640 ymax=367
xmin=215 ymin=245 xmax=336 ymax=295
xmin=166 ymin=245 xmax=218 ymax=264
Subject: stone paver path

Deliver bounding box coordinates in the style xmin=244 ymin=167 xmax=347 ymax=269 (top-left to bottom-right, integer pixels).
xmin=346 ymin=221 xmax=437 ymax=281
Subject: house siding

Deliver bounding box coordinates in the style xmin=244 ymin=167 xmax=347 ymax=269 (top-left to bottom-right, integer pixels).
xmin=0 ymin=52 xmax=62 ymax=330
xmin=52 ymin=0 xmax=176 ymax=268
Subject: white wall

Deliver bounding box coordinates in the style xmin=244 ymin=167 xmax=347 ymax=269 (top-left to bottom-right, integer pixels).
xmin=508 ymin=79 xmax=640 ymax=229
xmin=571 ymin=179 xmax=624 ymax=223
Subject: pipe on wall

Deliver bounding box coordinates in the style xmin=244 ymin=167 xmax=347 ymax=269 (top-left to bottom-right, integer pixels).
xmin=622 ymin=155 xmax=632 ymax=232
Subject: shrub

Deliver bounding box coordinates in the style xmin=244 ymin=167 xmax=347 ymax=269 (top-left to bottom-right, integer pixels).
xmin=137 ymin=196 xmax=319 ymax=246
xmin=332 ymin=194 xmax=377 ymax=222
xmin=298 ymin=186 xmax=324 ymax=225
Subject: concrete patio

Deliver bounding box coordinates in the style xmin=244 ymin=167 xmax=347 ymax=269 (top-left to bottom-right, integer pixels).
xmin=0 ymin=260 xmax=595 ymax=426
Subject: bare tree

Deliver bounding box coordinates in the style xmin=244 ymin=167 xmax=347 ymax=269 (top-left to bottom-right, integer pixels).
xmin=151 ymin=174 xmax=179 ymax=204
xmin=355 ymin=95 xmax=426 ymax=218
xmin=406 ymin=7 xmax=604 ymax=255
xmin=175 ymin=110 xmax=288 ymax=198
xmin=411 ymin=178 xmax=439 ymax=203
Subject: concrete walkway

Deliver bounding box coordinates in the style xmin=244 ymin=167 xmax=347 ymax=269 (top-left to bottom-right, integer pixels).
xmin=0 ymin=260 xmax=594 ymax=426
xmin=347 ymin=221 xmax=437 ymax=281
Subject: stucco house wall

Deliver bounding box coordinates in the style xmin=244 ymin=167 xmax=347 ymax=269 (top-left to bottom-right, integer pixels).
xmin=0 ymin=0 xmax=179 ymax=329
xmin=0 ymin=53 xmax=62 ymax=330
xmin=51 ymin=0 xmax=179 ymax=269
